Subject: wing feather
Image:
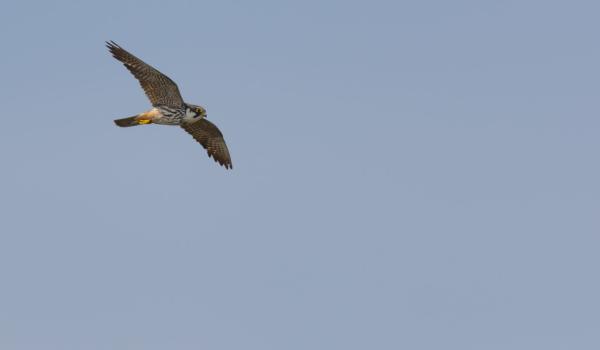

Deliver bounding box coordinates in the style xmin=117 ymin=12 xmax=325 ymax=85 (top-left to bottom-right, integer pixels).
xmin=106 ymin=41 xmax=184 ymax=107
xmin=181 ymin=119 xmax=233 ymax=169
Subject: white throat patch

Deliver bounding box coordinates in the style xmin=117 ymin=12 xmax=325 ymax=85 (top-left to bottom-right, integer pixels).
xmin=183 ymin=108 xmax=199 ymax=122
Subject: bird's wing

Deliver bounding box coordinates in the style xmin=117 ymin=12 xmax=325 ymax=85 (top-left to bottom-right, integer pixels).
xmin=106 ymin=41 xmax=185 ymax=108
xmin=181 ymin=119 xmax=233 ymax=169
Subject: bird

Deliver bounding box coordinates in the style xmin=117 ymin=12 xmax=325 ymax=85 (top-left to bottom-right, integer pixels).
xmin=106 ymin=41 xmax=232 ymax=169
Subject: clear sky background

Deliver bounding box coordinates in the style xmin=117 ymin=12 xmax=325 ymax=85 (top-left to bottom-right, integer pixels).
xmin=1 ymin=0 xmax=599 ymax=349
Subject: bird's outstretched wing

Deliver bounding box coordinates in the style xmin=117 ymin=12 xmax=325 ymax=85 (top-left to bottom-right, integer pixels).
xmin=181 ymin=119 xmax=233 ymax=169
xmin=106 ymin=41 xmax=184 ymax=108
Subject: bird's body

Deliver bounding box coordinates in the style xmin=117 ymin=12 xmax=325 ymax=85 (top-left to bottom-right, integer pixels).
xmin=117 ymin=105 xmax=198 ymax=126
xmin=106 ymin=41 xmax=232 ymax=169
xmin=143 ymin=105 xmax=187 ymax=125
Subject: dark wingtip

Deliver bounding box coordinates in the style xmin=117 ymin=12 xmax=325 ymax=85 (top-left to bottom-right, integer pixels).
xmin=206 ymin=151 xmax=232 ymax=169
xmin=217 ymin=157 xmax=233 ymax=170
xmin=105 ymin=40 xmax=119 ymax=48
xmin=106 ymin=41 xmax=123 ymax=58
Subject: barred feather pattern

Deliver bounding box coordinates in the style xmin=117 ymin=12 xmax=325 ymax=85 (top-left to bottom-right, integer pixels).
xmin=154 ymin=105 xmax=186 ymax=125
xmin=181 ymin=119 xmax=233 ymax=169
xmin=106 ymin=41 xmax=185 ymax=108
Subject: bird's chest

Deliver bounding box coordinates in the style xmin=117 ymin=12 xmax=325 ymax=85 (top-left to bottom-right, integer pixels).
xmin=154 ymin=107 xmax=184 ymax=125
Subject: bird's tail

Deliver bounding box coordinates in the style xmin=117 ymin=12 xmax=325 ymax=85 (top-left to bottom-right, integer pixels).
xmin=114 ymin=115 xmax=153 ymax=127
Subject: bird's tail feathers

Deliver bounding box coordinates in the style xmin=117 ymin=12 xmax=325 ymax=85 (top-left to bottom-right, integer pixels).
xmin=114 ymin=116 xmax=152 ymax=127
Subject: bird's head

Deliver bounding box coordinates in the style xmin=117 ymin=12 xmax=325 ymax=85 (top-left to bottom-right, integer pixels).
xmin=184 ymin=104 xmax=207 ymax=122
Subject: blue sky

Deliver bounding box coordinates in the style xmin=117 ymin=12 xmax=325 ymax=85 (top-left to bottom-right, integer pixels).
xmin=1 ymin=1 xmax=599 ymax=349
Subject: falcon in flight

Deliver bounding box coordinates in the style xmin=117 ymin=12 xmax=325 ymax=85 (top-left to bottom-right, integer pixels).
xmin=106 ymin=41 xmax=232 ymax=169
